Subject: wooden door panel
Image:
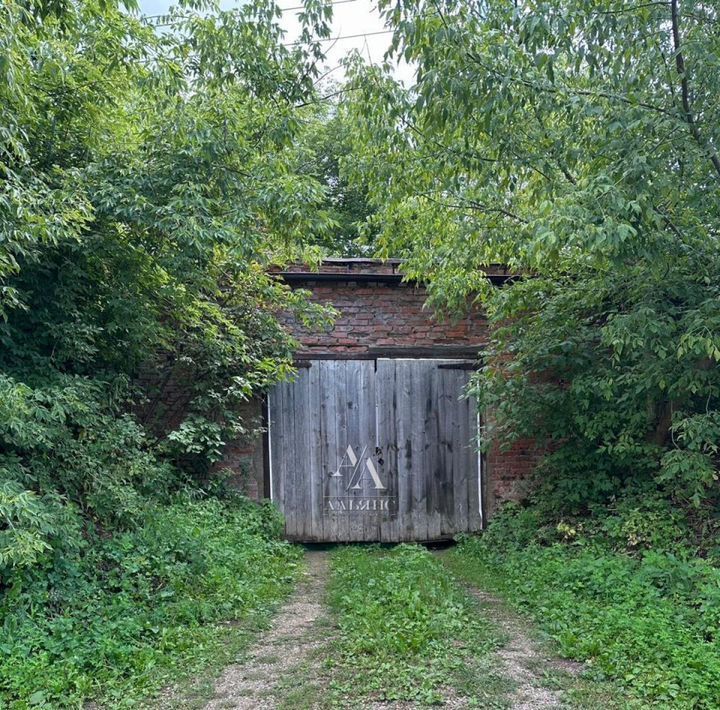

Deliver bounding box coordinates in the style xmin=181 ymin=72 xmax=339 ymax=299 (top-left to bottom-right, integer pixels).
xmin=269 ymin=358 xmax=481 ymax=542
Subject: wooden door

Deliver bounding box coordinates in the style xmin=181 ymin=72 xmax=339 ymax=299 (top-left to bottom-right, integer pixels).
xmin=268 ymin=359 xmax=482 ymax=542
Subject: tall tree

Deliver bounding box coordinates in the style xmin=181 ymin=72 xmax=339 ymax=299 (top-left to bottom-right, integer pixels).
xmin=343 ymin=0 xmax=720 ymax=510
xmin=296 ymin=97 xmax=379 ymax=255
xmin=0 ymin=0 xmax=335 ymax=537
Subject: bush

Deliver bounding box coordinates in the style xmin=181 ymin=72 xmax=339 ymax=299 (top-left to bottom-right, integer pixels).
xmin=0 ymin=1 xmax=333 ymax=705
xmin=0 ymin=496 xmax=301 ymax=708
xmin=0 ymin=373 xmax=182 ymax=531
xmin=456 ymin=505 xmax=720 ymax=708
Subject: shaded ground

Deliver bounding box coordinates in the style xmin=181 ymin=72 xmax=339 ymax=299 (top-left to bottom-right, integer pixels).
xmin=466 ymin=588 xmax=583 ymax=709
xmin=204 ymin=552 xmax=331 ymax=709
xmin=192 ymin=550 xmax=598 ymax=709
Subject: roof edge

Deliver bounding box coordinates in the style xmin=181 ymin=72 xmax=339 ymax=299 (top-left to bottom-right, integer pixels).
xmin=271 ymin=259 xmax=514 ymax=285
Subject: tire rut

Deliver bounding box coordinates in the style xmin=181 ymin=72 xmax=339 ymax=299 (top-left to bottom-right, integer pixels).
xmin=466 ymin=588 xmax=583 ymax=710
xmin=205 ymin=551 xmax=330 ymax=710
xmin=205 ymin=550 xmax=584 ymax=710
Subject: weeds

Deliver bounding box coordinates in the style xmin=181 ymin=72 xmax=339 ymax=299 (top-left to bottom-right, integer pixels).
xmin=325 ymin=544 xmax=505 ymax=706
xmin=0 ymin=496 xmax=301 ymax=708
xmin=453 ymin=507 xmax=720 ymax=709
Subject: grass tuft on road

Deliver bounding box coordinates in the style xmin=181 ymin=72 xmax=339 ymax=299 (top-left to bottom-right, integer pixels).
xmin=326 ymin=544 xmax=510 ymax=707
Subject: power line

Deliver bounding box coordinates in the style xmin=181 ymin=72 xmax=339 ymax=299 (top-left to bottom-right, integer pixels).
xmin=279 ymin=0 xmax=359 ymax=11
xmin=139 ymin=2 xmax=396 ymax=48
xmin=286 ymin=28 xmax=392 ymax=45
xmin=141 ymin=0 xmax=360 ymax=21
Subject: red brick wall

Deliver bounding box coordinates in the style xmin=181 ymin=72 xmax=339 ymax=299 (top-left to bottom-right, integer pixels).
xmin=485 ymin=439 xmax=547 ymax=510
xmin=134 ymin=362 xmax=266 ymax=500
xmin=274 ymin=260 xmax=541 ymax=516
xmin=134 ymin=354 xmax=194 ymax=434
xmin=211 ymin=398 xmax=266 ymax=500
xmin=137 ymin=260 xmax=541 ymax=513
xmin=283 ymin=280 xmax=488 ymax=356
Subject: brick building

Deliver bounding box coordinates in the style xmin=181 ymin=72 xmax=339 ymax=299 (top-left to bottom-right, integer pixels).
xmin=220 ymin=258 xmax=541 ymax=541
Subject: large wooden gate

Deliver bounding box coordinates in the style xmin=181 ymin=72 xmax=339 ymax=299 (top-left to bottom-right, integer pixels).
xmin=268 ymin=359 xmax=483 ymax=542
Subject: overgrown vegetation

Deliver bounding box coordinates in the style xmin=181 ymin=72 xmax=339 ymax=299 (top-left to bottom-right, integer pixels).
xmin=342 ymin=0 xmax=720 ymax=517
xmin=326 ymin=545 xmax=504 ymax=706
xmin=0 ymin=0 xmax=336 ymax=704
xmin=339 ymin=4 xmax=720 ymax=708
xmin=5 ymin=0 xmax=720 ymax=705
xmin=1 ymin=495 xmax=301 ymax=707
xmin=301 ymin=106 xmax=378 ymax=256
xmin=1 ymin=0 xmax=335 ymax=510
xmin=451 ymin=502 xmax=720 ymax=709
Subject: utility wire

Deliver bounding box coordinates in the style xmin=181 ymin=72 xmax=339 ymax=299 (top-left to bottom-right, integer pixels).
xmin=141 ymin=0 xmax=359 ymax=21
xmin=139 ymin=0 xmax=394 ymax=49
xmin=286 ymin=29 xmax=392 ymax=45
xmin=279 ymin=0 xmax=358 ymax=11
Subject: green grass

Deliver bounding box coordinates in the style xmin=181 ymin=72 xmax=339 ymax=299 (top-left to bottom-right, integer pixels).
xmin=0 ymin=496 xmax=302 ymax=708
xmin=451 ymin=528 xmax=720 ymax=709
xmin=442 ymin=552 xmax=637 ymax=710
xmin=325 ymin=544 xmax=509 ymax=707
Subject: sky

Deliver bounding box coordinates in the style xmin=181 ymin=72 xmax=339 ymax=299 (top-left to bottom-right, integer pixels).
xmin=137 ymin=0 xmax=414 ymax=84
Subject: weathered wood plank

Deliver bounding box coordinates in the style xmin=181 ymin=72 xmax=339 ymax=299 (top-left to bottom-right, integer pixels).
xmin=359 ymin=359 xmax=380 ymax=541
xmin=268 ymin=379 xmax=284 ymax=516
xmin=284 ymin=371 xmax=299 ymax=537
xmin=438 ymin=366 xmax=458 ymax=537
xmin=308 ymin=360 xmax=323 ymax=541
xmin=411 ymin=360 xmax=429 ymax=540
xmin=376 ymin=359 xmax=398 ymax=542
xmin=465 ymin=382 xmax=483 ymax=531
xmin=269 ymin=357 xmax=482 ymax=542
xmin=398 ymin=359 xmax=415 ymax=540
xmin=296 ymin=368 xmax=312 ymax=541
xmin=454 ymin=368 xmax=472 ymax=535
xmin=344 ymin=361 xmax=362 ymax=542
xmin=319 ymin=360 xmax=334 ymax=542
xmin=322 ymin=360 xmax=344 ymax=542
xmin=423 ymin=361 xmax=441 ymax=541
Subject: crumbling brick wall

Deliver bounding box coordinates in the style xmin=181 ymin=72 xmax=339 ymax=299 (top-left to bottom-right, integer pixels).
xmin=138 ymin=259 xmax=542 ymax=513
xmin=284 ymin=280 xmax=488 ymax=355
xmin=273 ymin=259 xmax=541 ymax=516
xmin=485 ymin=439 xmax=548 ymax=511
xmin=135 ymin=357 xmax=266 ymax=501
xmin=213 ymin=398 xmax=266 ymax=500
